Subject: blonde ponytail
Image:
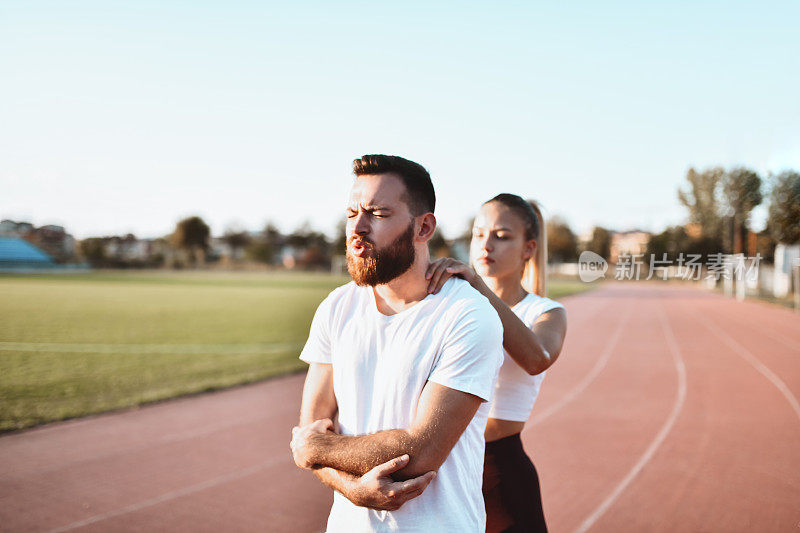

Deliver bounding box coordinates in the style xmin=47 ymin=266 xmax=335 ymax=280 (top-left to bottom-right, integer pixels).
xmin=522 ymin=200 xmax=547 ymax=296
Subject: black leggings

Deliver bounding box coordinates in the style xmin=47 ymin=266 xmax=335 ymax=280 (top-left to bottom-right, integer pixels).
xmin=483 ymin=433 xmax=548 ymax=533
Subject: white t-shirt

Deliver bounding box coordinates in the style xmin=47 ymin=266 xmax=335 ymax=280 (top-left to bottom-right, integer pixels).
xmin=487 ymin=292 xmax=565 ymax=422
xmin=300 ymin=278 xmax=504 ymax=533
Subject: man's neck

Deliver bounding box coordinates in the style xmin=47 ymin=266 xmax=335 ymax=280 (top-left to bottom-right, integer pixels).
xmin=481 ymin=272 xmax=527 ymax=307
xmin=372 ymin=257 xmax=430 ymax=316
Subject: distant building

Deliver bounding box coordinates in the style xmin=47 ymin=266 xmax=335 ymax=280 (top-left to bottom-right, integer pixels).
xmin=609 ymin=230 xmax=651 ymax=263
xmin=103 ymin=234 xmax=153 ymax=262
xmin=0 ymin=220 xmax=30 ymax=236
xmin=32 ymin=225 xmax=76 ymax=261
xmin=77 ymin=234 xmax=168 ymax=267
xmin=0 ymin=220 xmax=34 ymax=236
xmin=773 ymin=243 xmax=800 ymax=298
xmin=0 ymin=220 xmax=76 ymax=262
xmin=209 ymin=237 xmax=247 ymax=262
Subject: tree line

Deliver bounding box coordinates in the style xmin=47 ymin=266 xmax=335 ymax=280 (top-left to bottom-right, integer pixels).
xmin=77 ymin=214 xmax=585 ymax=269
xmin=583 ymin=168 xmax=800 ymax=262
xmin=650 ymin=167 xmax=799 ymax=261
xmin=77 ymin=167 xmax=799 ymax=269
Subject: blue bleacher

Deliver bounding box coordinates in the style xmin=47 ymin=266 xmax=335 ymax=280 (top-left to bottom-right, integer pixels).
xmin=0 ymin=237 xmax=54 ymax=265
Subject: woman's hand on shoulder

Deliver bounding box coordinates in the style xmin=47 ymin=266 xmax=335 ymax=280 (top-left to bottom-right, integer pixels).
xmin=425 ymin=258 xmax=479 ymax=294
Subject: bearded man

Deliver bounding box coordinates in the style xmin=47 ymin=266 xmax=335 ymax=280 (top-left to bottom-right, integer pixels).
xmin=291 ymin=154 xmax=503 ymax=532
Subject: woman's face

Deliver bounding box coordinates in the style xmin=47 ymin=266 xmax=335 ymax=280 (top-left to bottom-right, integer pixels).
xmin=470 ymin=201 xmax=536 ymax=280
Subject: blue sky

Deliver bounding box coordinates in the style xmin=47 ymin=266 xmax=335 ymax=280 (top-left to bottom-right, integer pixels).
xmin=2 ymin=1 xmax=798 ymax=239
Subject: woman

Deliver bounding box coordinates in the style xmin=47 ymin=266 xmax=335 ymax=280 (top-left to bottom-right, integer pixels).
xmin=425 ymin=193 xmax=568 ymax=533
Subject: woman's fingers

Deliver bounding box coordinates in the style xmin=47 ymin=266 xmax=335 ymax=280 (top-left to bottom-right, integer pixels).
xmin=438 ymin=264 xmax=471 ymax=291
xmin=425 ymin=259 xmax=446 ymax=280
xmin=427 ymin=259 xmax=473 ymax=294
xmin=446 ymin=264 xmax=474 ymax=284
xmin=428 ymin=262 xmax=453 ymax=294
xmin=426 ymin=261 xmax=446 ymax=292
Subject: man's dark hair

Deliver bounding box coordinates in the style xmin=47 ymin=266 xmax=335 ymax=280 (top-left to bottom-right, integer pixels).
xmin=352 ymin=154 xmax=435 ymax=216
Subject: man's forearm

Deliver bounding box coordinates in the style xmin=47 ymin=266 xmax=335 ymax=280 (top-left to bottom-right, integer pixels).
xmin=309 ymin=429 xmax=421 ymax=478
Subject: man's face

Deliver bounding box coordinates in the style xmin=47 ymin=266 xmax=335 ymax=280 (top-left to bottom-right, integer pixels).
xmin=345 ymin=173 xmax=417 ymax=286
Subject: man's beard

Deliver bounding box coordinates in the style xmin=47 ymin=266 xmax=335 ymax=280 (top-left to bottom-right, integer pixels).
xmin=346 ymin=222 xmax=416 ymax=287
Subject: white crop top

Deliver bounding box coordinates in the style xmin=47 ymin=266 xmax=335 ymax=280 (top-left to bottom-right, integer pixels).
xmin=487 ymin=292 xmax=565 ymax=422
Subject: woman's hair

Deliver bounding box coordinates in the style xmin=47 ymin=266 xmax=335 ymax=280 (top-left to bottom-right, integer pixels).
xmin=484 ymin=193 xmax=548 ymax=296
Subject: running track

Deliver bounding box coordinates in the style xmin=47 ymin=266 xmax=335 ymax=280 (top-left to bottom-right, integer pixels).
xmin=2 ymin=283 xmax=799 ymax=532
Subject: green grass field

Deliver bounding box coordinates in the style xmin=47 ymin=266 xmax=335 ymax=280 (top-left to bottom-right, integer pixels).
xmin=0 ymin=271 xmax=591 ymax=432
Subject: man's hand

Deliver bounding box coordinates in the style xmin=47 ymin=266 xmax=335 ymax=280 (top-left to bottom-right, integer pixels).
xmin=291 ymin=418 xmax=333 ymax=469
xmin=349 ymin=455 xmax=436 ymax=511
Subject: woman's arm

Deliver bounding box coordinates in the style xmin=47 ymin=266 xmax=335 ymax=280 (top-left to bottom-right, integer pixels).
xmin=426 ymin=259 xmax=567 ymax=375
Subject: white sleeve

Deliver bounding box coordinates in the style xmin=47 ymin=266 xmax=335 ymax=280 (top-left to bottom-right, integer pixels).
xmin=299 ymin=294 xmax=334 ymax=365
xmin=527 ymin=298 xmax=565 ymax=325
xmin=538 ymin=299 xmax=564 ymax=315
xmin=428 ymin=303 xmax=504 ymax=402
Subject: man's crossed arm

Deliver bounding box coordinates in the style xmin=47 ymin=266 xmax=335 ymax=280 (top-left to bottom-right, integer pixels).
xmin=292 ymin=362 xmax=483 ymax=509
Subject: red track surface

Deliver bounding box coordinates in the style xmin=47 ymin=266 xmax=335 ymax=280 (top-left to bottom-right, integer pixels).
xmin=2 ymin=283 xmax=799 ymax=532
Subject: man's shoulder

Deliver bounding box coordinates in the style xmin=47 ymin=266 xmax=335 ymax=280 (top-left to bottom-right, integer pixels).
xmin=316 ymin=281 xmax=361 ymax=313
xmin=326 ymin=280 xmax=358 ymax=300
xmin=440 ymin=277 xmax=490 ymax=306
xmin=438 ymin=279 xmax=500 ymax=325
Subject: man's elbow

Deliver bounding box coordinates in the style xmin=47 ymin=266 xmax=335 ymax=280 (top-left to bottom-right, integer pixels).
xmin=393 ymin=449 xmax=445 ymax=480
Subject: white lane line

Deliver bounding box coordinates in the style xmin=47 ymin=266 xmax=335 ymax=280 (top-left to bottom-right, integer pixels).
xmin=47 ymin=456 xmax=288 ymax=533
xmin=711 ymin=306 xmax=800 ymax=353
xmin=751 ymin=327 xmax=800 ymax=352
xmin=693 ymin=310 xmax=800 ymax=422
xmin=4 ymin=414 xmax=273 ymax=480
xmin=574 ymin=301 xmax=687 ymax=533
xmin=528 ymin=302 xmax=632 ymax=428
xmin=0 ymin=341 xmax=303 ymax=355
